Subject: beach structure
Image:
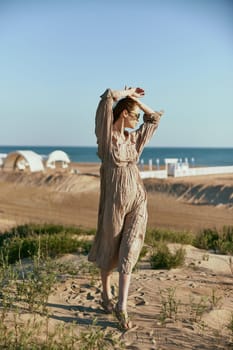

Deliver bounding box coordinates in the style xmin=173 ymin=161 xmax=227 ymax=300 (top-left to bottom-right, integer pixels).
xmin=139 ymin=158 xmax=167 ymax=178
xmin=140 ymin=157 xmax=233 ymax=179
xmin=165 ymin=158 xmax=189 ymax=177
xmin=174 ymin=165 xmax=233 ymax=177
xmin=3 ymin=150 xmax=44 ymax=172
xmin=46 ymin=150 xmax=70 ymax=170
xmin=140 ymin=169 xmax=167 ymax=179
xmin=0 ymin=153 xmax=7 ymax=168
xmin=164 ymin=158 xmax=233 ymax=177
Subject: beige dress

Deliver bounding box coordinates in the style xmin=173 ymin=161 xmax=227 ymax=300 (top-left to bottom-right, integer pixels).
xmin=88 ymin=89 xmax=160 ymax=274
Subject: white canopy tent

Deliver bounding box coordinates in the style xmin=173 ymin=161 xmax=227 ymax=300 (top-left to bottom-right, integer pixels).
xmin=46 ymin=150 xmax=71 ymax=169
xmin=3 ymin=150 xmax=44 ymax=172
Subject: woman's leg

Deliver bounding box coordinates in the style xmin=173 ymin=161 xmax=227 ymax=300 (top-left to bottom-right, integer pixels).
xmin=100 ymin=269 xmax=113 ymax=301
xmin=118 ymin=272 xmax=131 ymax=311
xmin=100 ymin=269 xmax=115 ymax=313
xmin=117 ymin=200 xmax=147 ymax=318
xmin=115 ymin=272 xmax=133 ymax=330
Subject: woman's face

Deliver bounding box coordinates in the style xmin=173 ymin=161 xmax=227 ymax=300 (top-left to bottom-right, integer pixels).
xmin=124 ymin=107 xmax=140 ymax=129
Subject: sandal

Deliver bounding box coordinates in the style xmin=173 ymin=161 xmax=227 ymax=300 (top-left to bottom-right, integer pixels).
xmin=114 ymin=303 xmax=133 ymax=331
xmin=100 ymin=293 xmax=114 ymax=314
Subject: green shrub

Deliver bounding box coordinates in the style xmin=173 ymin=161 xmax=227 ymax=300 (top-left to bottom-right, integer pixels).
xmin=159 ymin=287 xmax=181 ymax=321
xmin=146 ymin=226 xmax=233 ymax=255
xmin=77 ymin=321 xmax=125 ymax=349
xmin=194 ymin=228 xmax=219 ymax=251
xmin=0 ymin=224 xmax=96 ymax=246
xmin=150 ymin=242 xmax=186 ymax=269
xmin=16 ymin=257 xmax=56 ymax=313
xmin=0 ymin=315 xmax=125 ymax=349
xmin=194 ymin=226 xmax=233 ymax=254
xmin=0 ymin=233 xmax=92 ymax=265
xmin=145 ymin=228 xmax=194 ymax=247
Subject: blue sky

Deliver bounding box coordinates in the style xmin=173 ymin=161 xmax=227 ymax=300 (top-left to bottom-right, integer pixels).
xmin=0 ymin=0 xmax=232 ymax=147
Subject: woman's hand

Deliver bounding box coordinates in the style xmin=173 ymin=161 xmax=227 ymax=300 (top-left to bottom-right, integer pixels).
xmin=111 ymin=87 xmax=144 ymax=101
xmin=125 ymin=86 xmax=145 ymax=98
xmin=125 ymin=86 xmax=165 ymax=117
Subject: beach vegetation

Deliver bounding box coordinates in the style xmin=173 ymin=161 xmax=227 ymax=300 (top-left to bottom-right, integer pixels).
xmin=145 ymin=228 xmax=194 ymax=246
xmin=4 ymin=223 xmax=96 ymax=238
xmin=1 ymin=223 xmax=233 ymax=348
xmin=159 ymin=287 xmax=181 ymax=322
xmin=185 ymin=289 xmax=222 ymax=325
xmin=0 ymin=224 xmax=94 ymax=265
xmin=77 ymin=320 xmax=125 ymax=350
xmin=145 ymin=226 xmax=233 ymax=255
xmin=194 ymin=226 xmax=233 ymax=254
xmin=150 ymin=242 xmax=186 ymax=269
xmin=0 ymin=314 xmax=124 ymax=349
xmin=0 ymin=252 xmax=55 ymax=316
xmin=0 ymin=238 xmax=125 ymax=349
xmin=188 ymin=295 xmax=210 ymax=322
xmin=78 ymin=261 xmax=100 ymax=286
xmin=209 ymin=288 xmax=223 ymax=309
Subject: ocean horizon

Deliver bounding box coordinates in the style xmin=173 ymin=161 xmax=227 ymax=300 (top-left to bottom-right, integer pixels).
xmin=0 ymin=146 xmax=233 ymax=167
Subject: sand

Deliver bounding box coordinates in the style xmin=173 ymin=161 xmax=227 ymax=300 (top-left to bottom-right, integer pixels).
xmin=43 ymin=247 xmax=233 ymax=349
xmin=0 ymin=163 xmax=232 ymax=232
xmin=0 ymin=164 xmax=233 ymax=349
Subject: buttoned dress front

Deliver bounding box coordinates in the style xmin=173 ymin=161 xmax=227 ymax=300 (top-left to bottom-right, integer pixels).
xmin=88 ymin=89 xmax=160 ymax=274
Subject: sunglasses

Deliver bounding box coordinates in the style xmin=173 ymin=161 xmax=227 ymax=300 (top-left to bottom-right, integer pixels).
xmin=128 ymin=111 xmax=140 ymax=121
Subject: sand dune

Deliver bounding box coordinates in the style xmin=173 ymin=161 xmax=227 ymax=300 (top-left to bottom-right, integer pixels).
xmin=1 ymin=166 xmax=232 ymax=207
xmin=144 ymin=178 xmax=233 ymax=208
xmin=0 ymin=166 xmax=232 ymax=233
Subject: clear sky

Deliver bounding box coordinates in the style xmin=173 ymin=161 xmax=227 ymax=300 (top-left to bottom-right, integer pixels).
xmin=0 ymin=0 xmax=232 ymax=147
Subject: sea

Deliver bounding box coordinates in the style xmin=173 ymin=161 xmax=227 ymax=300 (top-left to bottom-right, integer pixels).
xmin=0 ymin=146 xmax=233 ymax=167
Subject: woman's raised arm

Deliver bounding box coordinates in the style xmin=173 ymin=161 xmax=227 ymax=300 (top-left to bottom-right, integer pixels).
xmin=111 ymin=87 xmax=145 ymax=101
xmin=95 ymin=87 xmax=144 ymax=161
xmin=130 ymin=96 xmax=164 ymax=156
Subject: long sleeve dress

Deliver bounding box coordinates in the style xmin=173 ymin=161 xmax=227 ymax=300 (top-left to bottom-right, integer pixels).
xmin=88 ymin=89 xmax=161 ymax=274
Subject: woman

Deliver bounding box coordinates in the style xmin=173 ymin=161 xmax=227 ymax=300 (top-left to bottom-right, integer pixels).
xmin=88 ymin=87 xmax=164 ymax=330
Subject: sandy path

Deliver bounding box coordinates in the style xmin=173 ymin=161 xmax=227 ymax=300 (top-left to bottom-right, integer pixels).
xmin=45 ymin=247 xmax=233 ymax=350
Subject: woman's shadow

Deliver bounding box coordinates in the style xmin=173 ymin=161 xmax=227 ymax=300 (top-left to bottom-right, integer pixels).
xmin=47 ymin=302 xmax=117 ymax=328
